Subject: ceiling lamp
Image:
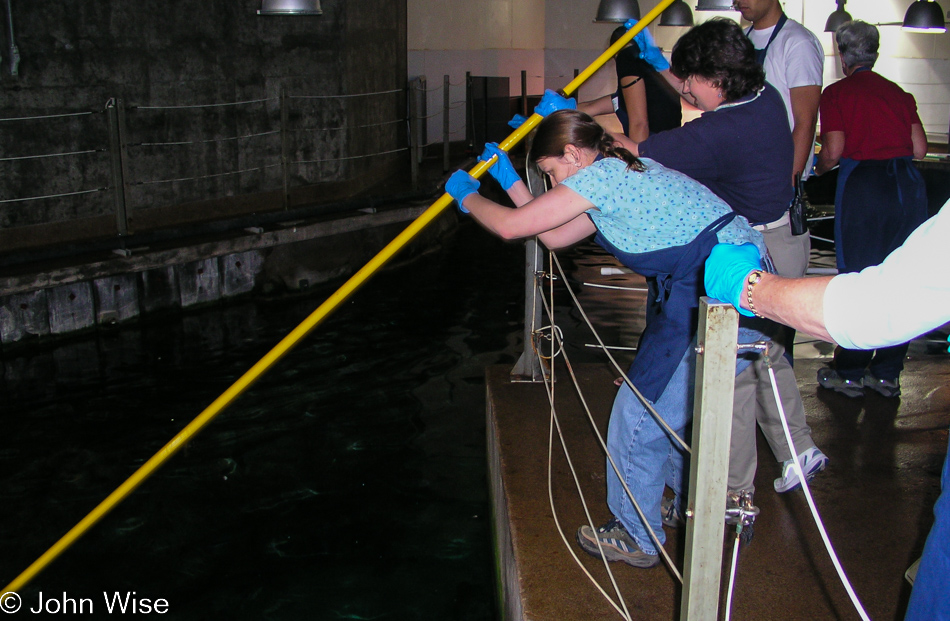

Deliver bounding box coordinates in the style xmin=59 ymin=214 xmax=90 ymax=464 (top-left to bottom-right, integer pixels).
xmin=695 ymin=0 xmax=735 ymax=10
xmin=594 ymin=0 xmax=641 ymax=22
xmin=902 ymin=0 xmax=947 ymax=32
xmin=660 ymin=0 xmax=694 ymax=26
xmin=825 ymin=0 xmax=852 ymax=32
xmin=258 ymin=0 xmax=323 ymax=15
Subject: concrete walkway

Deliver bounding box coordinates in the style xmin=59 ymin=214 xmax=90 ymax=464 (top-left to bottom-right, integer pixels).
xmin=487 ymin=354 xmax=949 ymax=620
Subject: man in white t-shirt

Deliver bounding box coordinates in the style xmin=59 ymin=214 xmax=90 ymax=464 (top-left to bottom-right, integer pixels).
xmin=736 ymin=0 xmax=824 ymax=186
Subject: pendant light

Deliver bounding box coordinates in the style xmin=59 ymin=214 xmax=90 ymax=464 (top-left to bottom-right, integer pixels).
xmin=258 ymin=0 xmax=323 ymax=15
xmin=594 ymin=0 xmax=641 ymax=22
xmin=902 ymin=0 xmax=947 ymax=32
xmin=824 ymin=0 xmax=852 ymax=32
xmin=695 ymin=0 xmax=735 ymax=10
xmin=660 ymin=0 xmax=694 ymax=26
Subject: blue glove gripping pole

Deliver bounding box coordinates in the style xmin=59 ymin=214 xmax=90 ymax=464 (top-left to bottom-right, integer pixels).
xmin=704 ymin=243 xmax=762 ymax=317
xmin=508 ymin=113 xmax=528 ymax=129
xmin=479 ymin=143 xmax=521 ymax=191
xmin=445 ymin=170 xmax=480 ymax=213
xmin=633 ymin=27 xmax=670 ymax=72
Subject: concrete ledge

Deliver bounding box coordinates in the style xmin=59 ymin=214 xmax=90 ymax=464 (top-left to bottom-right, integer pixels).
xmin=0 ymin=205 xmax=456 ymax=347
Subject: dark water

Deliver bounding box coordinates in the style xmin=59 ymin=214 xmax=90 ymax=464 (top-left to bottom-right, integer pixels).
xmin=0 ymin=220 xmax=561 ymax=620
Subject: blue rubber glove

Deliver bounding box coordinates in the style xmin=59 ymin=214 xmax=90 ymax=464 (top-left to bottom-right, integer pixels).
xmin=703 ymin=243 xmax=763 ymax=318
xmin=479 ymin=143 xmax=521 ymax=191
xmin=446 ymin=170 xmax=479 ymax=213
xmin=535 ymin=89 xmax=576 ymax=117
xmin=634 ymin=29 xmax=670 ymax=72
xmin=508 ymin=113 xmax=528 ymax=129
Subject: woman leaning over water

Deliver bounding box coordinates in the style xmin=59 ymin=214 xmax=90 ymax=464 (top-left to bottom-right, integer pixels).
xmin=444 ymin=109 xmax=764 ymax=566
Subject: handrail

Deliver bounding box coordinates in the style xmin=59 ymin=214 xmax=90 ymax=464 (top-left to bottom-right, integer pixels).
xmin=0 ymin=0 xmax=676 ymax=597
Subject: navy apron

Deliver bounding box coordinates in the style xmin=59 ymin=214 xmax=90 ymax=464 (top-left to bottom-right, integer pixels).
xmin=747 ymin=13 xmax=788 ymax=66
xmin=834 ymin=156 xmax=928 ymax=273
xmin=595 ymin=212 xmax=737 ymax=402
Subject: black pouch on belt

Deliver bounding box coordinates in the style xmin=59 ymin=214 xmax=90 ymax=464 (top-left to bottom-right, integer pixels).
xmin=789 ymin=172 xmax=809 ymax=236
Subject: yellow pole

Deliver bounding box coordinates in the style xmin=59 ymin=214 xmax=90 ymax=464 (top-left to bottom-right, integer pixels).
xmin=1 ymin=0 xmax=675 ymax=597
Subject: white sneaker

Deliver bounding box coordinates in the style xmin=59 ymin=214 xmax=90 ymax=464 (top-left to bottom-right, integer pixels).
xmin=774 ymin=447 xmax=828 ymax=493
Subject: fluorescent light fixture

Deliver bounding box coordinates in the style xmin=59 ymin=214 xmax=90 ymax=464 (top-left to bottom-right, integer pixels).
xmin=594 ymin=0 xmax=641 ymax=23
xmin=902 ymin=0 xmax=947 ymax=33
xmin=660 ymin=0 xmax=694 ymax=26
xmin=258 ymin=0 xmax=323 ymax=15
xmin=825 ymin=0 xmax=852 ymax=32
xmin=695 ymin=0 xmax=735 ymax=11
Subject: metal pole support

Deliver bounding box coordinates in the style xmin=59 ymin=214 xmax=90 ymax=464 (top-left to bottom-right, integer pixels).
xmin=280 ymin=83 xmax=290 ymax=210
xmin=443 ymin=74 xmax=450 ymax=172
xmin=509 ymin=238 xmax=547 ymax=383
xmin=520 ymin=70 xmax=528 ymax=117
xmin=105 ymin=98 xmax=130 ymax=236
xmin=681 ymin=297 xmax=739 ymax=621
xmin=408 ymin=76 xmax=424 ymax=189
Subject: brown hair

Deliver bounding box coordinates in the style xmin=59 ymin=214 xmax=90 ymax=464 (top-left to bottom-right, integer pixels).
xmin=669 ymin=17 xmax=765 ymax=102
xmin=528 ymin=109 xmax=644 ymax=172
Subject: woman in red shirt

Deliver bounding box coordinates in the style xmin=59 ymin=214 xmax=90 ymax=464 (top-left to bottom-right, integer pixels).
xmin=815 ymin=19 xmax=929 ymax=399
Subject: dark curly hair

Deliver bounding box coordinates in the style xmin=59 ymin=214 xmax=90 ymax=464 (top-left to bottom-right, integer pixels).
xmin=528 ymin=109 xmax=643 ymax=172
xmin=670 ymin=17 xmax=765 ymax=102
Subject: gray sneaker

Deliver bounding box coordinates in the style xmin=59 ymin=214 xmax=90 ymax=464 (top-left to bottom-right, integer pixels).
xmin=576 ymin=518 xmax=659 ymax=568
xmin=864 ymin=371 xmax=901 ymax=398
xmin=774 ymin=447 xmax=829 ymax=493
xmin=817 ymin=367 xmax=864 ymax=398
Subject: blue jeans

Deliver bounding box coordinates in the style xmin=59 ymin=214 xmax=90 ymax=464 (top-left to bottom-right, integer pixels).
xmin=905 ymin=431 xmax=950 ymax=620
xmin=606 ymin=345 xmax=695 ymax=555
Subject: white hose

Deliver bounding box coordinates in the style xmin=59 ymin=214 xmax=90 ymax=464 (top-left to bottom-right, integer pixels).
xmin=766 ymin=364 xmax=872 ymax=621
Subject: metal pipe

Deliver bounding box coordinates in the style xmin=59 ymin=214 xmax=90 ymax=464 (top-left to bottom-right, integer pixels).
xmin=5 ymin=0 xmax=19 ymax=76
xmin=0 ymin=0 xmax=676 ymax=596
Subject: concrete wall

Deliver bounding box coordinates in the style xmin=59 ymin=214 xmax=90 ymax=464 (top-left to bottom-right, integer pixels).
xmin=409 ymin=0 xmax=950 ymax=144
xmin=0 ymin=0 xmax=407 ymax=245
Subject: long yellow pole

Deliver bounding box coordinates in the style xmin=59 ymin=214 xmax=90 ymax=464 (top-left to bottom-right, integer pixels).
xmin=1 ymin=0 xmax=675 ymax=598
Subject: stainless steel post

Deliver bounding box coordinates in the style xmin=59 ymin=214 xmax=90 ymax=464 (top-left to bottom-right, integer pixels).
xmin=681 ymin=297 xmax=739 ymax=620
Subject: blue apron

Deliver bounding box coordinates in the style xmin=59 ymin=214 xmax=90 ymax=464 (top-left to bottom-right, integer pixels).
xmin=595 ymin=212 xmax=736 ymax=402
xmin=834 ymin=156 xmax=928 ymax=273
xmin=747 ymin=13 xmax=788 ymax=66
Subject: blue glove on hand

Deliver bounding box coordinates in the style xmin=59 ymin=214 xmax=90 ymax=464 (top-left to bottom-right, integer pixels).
xmin=446 ymin=170 xmax=479 ymax=213
xmin=535 ymin=89 xmax=576 ymax=117
xmin=634 ymin=29 xmax=670 ymax=72
xmin=479 ymin=143 xmax=520 ymax=191
xmin=703 ymin=243 xmax=763 ymax=318
xmin=508 ymin=113 xmax=528 ymax=129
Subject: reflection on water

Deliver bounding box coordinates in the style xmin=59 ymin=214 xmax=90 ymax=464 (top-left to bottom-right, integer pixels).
xmin=0 ymin=221 xmax=645 ymax=620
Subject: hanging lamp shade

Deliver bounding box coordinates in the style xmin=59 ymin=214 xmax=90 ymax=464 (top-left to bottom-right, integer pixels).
xmin=594 ymin=0 xmax=641 ymax=23
xmin=258 ymin=0 xmax=323 ymax=15
xmin=902 ymin=0 xmax=946 ymax=32
xmin=695 ymin=0 xmax=735 ymax=10
xmin=824 ymin=1 xmax=852 ymax=32
xmin=660 ymin=0 xmax=694 ymax=26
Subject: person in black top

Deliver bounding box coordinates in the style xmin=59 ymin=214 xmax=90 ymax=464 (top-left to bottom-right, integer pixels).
xmin=578 ymin=26 xmax=682 ymax=142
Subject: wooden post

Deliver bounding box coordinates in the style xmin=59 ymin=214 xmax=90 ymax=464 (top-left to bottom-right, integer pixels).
xmin=681 ymin=298 xmax=739 ymax=620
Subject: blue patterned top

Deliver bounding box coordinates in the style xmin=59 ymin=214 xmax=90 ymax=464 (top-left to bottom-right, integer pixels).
xmin=560 ymin=157 xmax=763 ymax=254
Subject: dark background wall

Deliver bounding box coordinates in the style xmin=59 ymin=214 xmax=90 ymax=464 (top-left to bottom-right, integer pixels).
xmin=0 ymin=0 xmax=408 ymax=251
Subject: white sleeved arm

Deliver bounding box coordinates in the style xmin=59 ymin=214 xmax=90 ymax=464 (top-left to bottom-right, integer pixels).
xmin=824 ymin=208 xmax=950 ymax=349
